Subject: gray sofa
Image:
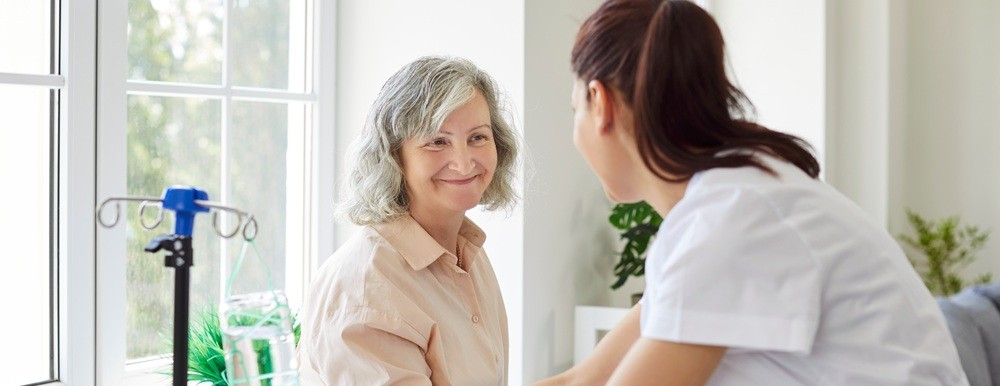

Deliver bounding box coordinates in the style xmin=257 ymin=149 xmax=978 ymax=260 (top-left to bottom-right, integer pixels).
xmin=937 ymin=283 xmax=1000 ymax=386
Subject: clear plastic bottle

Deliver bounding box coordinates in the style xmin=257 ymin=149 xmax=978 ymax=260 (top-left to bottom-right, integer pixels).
xmin=220 ymin=290 xmax=299 ymax=386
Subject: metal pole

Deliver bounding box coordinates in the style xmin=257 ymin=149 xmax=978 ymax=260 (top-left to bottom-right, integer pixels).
xmin=171 ymin=239 xmax=192 ymax=386
xmin=146 ymin=233 xmax=194 ymax=386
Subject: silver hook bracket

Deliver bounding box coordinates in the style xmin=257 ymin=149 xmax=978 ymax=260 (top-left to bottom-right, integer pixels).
xmin=97 ymin=195 xmax=259 ymax=242
xmin=196 ymin=200 xmax=258 ymax=241
xmin=97 ymin=196 xmax=164 ymax=228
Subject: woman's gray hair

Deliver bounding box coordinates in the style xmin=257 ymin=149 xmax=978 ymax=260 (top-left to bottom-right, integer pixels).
xmin=339 ymin=56 xmax=521 ymax=225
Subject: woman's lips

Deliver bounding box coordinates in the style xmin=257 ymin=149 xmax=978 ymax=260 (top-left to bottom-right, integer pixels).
xmin=441 ymin=175 xmax=478 ymax=185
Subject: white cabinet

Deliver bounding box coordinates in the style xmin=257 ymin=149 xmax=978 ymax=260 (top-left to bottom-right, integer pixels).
xmin=573 ymin=306 xmax=631 ymax=365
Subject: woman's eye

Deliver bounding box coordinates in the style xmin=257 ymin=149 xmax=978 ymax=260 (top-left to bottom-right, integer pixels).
xmin=428 ymin=138 xmax=448 ymax=147
xmin=471 ymin=134 xmax=489 ymax=143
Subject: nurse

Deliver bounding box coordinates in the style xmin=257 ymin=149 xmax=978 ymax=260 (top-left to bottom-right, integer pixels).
xmin=538 ymin=1 xmax=967 ymax=385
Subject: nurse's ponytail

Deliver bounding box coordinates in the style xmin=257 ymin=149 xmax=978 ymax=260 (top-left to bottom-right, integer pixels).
xmin=572 ymin=0 xmax=819 ymax=182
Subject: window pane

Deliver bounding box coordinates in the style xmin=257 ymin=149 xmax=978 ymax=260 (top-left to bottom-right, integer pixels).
xmin=231 ymin=0 xmax=306 ymax=91
xmin=0 ymin=1 xmax=52 ymax=74
xmin=126 ymin=95 xmax=221 ymax=359
xmin=226 ymin=100 xmax=300 ymax=293
xmin=128 ymin=0 xmax=224 ymax=84
xmin=0 ymin=85 xmax=54 ymax=384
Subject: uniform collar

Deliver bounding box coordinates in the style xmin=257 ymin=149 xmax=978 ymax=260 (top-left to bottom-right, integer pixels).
xmin=373 ymin=214 xmax=487 ymax=271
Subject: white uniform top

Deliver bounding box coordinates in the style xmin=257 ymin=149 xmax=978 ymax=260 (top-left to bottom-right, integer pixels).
xmin=640 ymin=153 xmax=968 ymax=385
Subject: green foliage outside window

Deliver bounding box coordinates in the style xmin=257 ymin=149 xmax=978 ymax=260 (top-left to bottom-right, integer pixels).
xmin=126 ymin=0 xmax=293 ymax=359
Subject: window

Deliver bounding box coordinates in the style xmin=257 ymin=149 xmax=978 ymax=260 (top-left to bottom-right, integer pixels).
xmin=97 ymin=0 xmax=334 ymax=383
xmin=123 ymin=0 xmax=308 ymax=363
xmin=1 ymin=0 xmax=331 ymax=384
xmin=1 ymin=1 xmax=61 ymax=384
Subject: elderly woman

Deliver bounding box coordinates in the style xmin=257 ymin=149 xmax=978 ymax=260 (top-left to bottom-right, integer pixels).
xmin=297 ymin=56 xmax=519 ymax=385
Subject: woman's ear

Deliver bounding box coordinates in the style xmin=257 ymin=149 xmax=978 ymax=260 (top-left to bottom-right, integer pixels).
xmin=588 ymin=79 xmax=616 ymax=135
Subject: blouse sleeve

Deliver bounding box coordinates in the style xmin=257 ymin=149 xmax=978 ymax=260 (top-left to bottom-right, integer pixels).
xmin=641 ymin=185 xmax=822 ymax=354
xmin=303 ymin=305 xmax=433 ymax=386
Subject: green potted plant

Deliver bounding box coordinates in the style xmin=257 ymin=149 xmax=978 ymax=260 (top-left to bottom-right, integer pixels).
xmin=165 ymin=306 xmax=301 ymax=385
xmin=608 ymin=201 xmax=663 ymax=304
xmin=898 ymin=209 xmax=993 ymax=296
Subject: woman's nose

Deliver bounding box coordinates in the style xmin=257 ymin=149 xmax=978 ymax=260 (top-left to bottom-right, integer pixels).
xmin=449 ymin=144 xmax=475 ymax=175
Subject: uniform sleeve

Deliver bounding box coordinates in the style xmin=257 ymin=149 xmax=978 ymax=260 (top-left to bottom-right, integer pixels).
xmin=301 ymin=305 xmax=433 ymax=386
xmin=641 ymin=185 xmax=822 ymax=354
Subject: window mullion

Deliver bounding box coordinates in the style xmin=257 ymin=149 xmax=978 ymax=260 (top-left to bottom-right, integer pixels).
xmin=313 ymin=0 xmax=337 ymax=272
xmin=57 ymin=0 xmax=100 ymax=383
xmin=50 ymin=12 xmax=62 ymax=372
xmin=0 ymin=72 xmax=65 ymax=88
xmin=95 ymin=0 xmax=129 ymax=383
xmin=127 ymin=80 xmax=316 ymax=102
xmin=219 ymin=0 xmax=233 ymax=300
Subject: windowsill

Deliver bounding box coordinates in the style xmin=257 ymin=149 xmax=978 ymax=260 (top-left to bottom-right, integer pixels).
xmin=124 ymin=356 xmax=233 ymax=385
xmin=123 ymin=357 xmax=172 ymax=385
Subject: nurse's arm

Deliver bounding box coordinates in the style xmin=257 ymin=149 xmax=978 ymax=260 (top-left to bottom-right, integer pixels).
xmin=607 ymin=338 xmax=726 ymax=386
xmin=533 ymin=303 xmax=642 ymax=385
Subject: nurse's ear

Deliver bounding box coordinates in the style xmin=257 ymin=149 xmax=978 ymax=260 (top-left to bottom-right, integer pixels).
xmin=587 ymin=79 xmax=618 ymax=136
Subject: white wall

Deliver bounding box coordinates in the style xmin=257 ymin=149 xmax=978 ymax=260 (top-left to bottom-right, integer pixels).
xmin=897 ymin=0 xmax=1000 ymax=279
xmin=825 ymin=0 xmax=1000 ymax=281
xmin=824 ymin=0 xmax=895 ymax=226
xmin=521 ymin=0 xmax=621 ymax=383
xmin=334 ymin=0 xmax=527 ymax=382
xmin=712 ymin=0 xmax=827 ymax=168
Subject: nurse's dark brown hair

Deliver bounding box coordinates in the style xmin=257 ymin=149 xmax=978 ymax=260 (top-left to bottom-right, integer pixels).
xmin=571 ymin=0 xmax=820 ymax=182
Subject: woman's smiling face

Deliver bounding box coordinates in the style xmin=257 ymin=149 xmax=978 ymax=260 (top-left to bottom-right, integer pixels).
xmin=400 ymin=88 xmax=498 ymax=216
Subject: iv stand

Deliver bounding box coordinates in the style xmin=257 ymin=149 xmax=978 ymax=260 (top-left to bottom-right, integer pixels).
xmin=97 ymin=185 xmax=257 ymax=386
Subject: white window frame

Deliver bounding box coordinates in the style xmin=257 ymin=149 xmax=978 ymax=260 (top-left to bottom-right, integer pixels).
xmin=59 ymin=0 xmax=99 ymax=382
xmin=0 ymin=70 xmax=70 ymax=382
xmin=0 ymin=0 xmax=102 ymax=385
xmin=94 ymin=0 xmax=335 ymax=384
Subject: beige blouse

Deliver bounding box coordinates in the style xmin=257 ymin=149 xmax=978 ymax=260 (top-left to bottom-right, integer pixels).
xmin=297 ymin=215 xmax=508 ymax=385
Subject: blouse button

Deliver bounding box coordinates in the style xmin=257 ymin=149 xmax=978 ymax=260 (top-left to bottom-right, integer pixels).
xmin=472 ymin=314 xmax=481 ymax=323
